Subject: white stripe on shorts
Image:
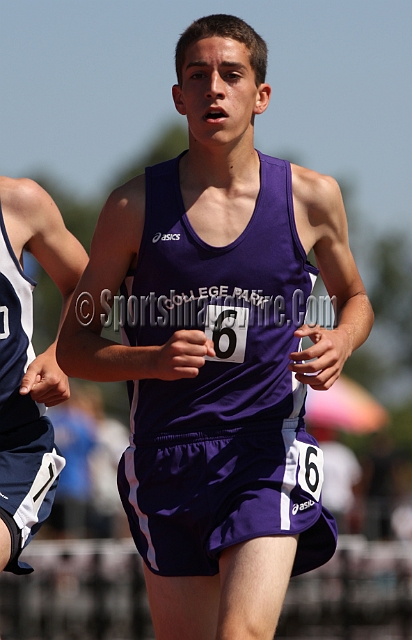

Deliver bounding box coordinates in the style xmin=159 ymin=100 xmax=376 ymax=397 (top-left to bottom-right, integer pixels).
xmin=124 ymin=445 xmax=159 ymax=571
xmin=14 ymin=448 xmax=65 ymax=546
xmin=280 ymin=418 xmax=300 ymax=530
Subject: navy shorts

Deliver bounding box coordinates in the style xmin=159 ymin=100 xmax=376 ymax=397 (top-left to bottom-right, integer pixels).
xmin=118 ymin=418 xmax=337 ymax=577
xmin=0 ymin=416 xmax=65 ymax=574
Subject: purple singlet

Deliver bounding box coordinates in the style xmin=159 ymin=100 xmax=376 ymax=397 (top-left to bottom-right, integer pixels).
xmin=121 ymin=151 xmax=318 ymax=441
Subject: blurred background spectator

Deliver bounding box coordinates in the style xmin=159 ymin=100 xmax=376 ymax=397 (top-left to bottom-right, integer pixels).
xmin=79 ymin=384 xmax=130 ymax=539
xmin=43 ymin=382 xmax=129 ymax=540
xmin=45 ymin=383 xmax=98 ymax=538
xmin=310 ymin=426 xmax=364 ymax=535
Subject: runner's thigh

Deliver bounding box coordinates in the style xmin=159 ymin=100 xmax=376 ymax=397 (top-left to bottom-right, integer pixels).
xmin=143 ymin=563 xmax=220 ymax=640
xmin=217 ymin=535 xmax=298 ymax=640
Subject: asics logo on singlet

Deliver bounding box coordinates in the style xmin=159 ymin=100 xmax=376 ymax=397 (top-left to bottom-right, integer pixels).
xmin=292 ymin=500 xmax=315 ymax=515
xmin=152 ymin=232 xmax=181 ymax=243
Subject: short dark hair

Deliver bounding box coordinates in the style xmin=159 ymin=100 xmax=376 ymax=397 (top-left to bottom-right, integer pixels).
xmin=175 ymin=14 xmax=268 ymax=87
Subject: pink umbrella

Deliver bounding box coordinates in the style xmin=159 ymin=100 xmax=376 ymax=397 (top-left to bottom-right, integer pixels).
xmin=304 ymin=374 xmax=389 ymax=434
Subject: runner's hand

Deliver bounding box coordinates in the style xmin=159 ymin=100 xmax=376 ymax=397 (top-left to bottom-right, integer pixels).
xmin=153 ymin=330 xmax=215 ymax=380
xmin=288 ymin=324 xmax=351 ymax=390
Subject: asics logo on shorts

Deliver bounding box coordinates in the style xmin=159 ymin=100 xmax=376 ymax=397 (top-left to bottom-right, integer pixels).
xmin=292 ymin=499 xmax=315 ymax=515
xmin=152 ymin=232 xmax=181 ymax=243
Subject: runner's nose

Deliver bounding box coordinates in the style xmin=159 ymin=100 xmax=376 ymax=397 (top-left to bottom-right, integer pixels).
xmin=205 ymin=72 xmax=225 ymax=100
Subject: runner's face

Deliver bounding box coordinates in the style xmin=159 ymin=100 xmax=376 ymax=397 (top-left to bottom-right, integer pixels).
xmin=172 ymin=37 xmax=270 ymax=147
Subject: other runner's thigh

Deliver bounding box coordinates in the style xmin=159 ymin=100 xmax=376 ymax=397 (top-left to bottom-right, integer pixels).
xmin=0 ymin=518 xmax=11 ymax=571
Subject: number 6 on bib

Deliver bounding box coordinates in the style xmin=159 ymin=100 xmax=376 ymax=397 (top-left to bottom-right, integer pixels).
xmin=204 ymin=304 xmax=249 ymax=363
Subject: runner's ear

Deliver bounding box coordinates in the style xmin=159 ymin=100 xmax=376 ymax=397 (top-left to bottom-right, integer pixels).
xmin=253 ymin=83 xmax=271 ymax=115
xmin=172 ymin=85 xmax=187 ymax=116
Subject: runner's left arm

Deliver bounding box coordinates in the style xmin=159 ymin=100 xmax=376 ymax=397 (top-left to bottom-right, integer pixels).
xmin=288 ymin=169 xmax=373 ymax=389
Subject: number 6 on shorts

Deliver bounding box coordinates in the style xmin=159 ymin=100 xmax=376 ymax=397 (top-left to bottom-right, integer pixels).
xmin=296 ymin=441 xmax=324 ymax=502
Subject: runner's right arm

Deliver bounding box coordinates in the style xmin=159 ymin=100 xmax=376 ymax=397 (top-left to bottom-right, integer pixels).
xmin=57 ymin=177 xmax=214 ymax=382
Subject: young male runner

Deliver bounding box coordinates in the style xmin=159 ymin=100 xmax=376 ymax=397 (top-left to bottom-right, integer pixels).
xmin=0 ymin=176 xmax=88 ymax=573
xmin=57 ymin=14 xmax=374 ymax=639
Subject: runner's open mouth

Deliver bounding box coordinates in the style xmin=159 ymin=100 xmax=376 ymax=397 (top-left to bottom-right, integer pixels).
xmin=205 ymin=111 xmax=228 ymax=119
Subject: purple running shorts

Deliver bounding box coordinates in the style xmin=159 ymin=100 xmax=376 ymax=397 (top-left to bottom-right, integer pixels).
xmin=117 ymin=418 xmax=337 ymax=577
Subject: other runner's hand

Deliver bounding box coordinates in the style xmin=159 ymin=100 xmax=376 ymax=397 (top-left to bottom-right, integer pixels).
xmin=19 ymin=345 xmax=70 ymax=406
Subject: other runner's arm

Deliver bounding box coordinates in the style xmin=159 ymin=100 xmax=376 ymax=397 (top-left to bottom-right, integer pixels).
xmin=57 ymin=177 xmax=214 ymax=382
xmin=288 ymin=167 xmax=374 ymax=389
xmin=11 ymin=179 xmax=89 ymax=405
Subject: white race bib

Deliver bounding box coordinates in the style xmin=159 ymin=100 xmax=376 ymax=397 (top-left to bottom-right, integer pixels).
xmin=204 ymin=305 xmax=249 ymax=363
